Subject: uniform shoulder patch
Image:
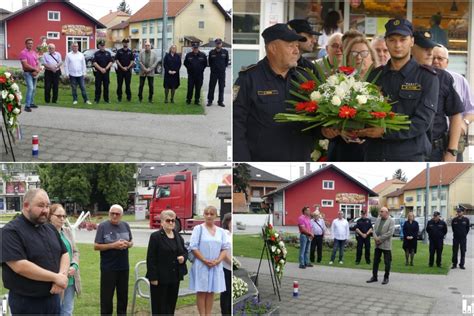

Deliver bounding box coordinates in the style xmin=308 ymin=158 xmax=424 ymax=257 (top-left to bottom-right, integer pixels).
xmin=420 ymin=64 xmax=437 ymax=75
xmin=239 ymin=63 xmax=257 ymax=73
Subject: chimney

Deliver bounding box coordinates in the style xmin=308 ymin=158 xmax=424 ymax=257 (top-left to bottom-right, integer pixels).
xmin=305 ymin=163 xmax=311 ymax=175
xmin=299 ymin=166 xmax=304 ymax=178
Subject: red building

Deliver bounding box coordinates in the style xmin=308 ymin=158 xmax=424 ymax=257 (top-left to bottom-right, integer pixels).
xmin=2 ymin=0 xmax=106 ymax=60
xmin=264 ymin=165 xmax=378 ymax=226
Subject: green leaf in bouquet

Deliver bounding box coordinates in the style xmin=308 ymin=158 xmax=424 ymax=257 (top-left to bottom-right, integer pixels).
xmin=286 ymin=100 xmax=299 ymax=105
xmin=314 ymin=60 xmax=327 ymax=82
xmin=295 ymin=70 xmax=309 ymax=83
xmin=302 ymin=122 xmax=324 ymax=131
xmin=362 ymin=64 xmax=374 ymax=82
xmin=333 ymin=54 xmax=340 ymax=69
xmin=290 ymin=90 xmax=310 ymax=101
xmin=290 ymin=79 xmax=302 ymax=90
xmin=370 ymin=69 xmax=383 ymax=84
xmin=306 ymin=69 xmax=322 ymax=86
xmin=323 ymin=57 xmax=332 ymax=75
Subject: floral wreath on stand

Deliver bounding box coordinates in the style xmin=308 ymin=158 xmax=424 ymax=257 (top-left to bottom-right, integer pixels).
xmin=0 ymin=71 xmax=22 ymax=137
xmin=262 ymin=222 xmax=287 ymax=281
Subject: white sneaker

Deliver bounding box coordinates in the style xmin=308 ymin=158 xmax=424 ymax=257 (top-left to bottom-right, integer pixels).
xmin=73 ymin=101 xmax=78 ymax=105
xmin=86 ymin=101 xmax=92 ymax=105
xmin=339 ymin=261 xmax=343 ymax=264
xmin=329 ymin=261 xmax=333 ymax=265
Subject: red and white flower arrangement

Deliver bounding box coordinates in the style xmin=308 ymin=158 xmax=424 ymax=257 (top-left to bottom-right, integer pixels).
xmin=263 ymin=222 xmax=287 ymax=280
xmin=0 ymin=71 xmax=22 ymax=132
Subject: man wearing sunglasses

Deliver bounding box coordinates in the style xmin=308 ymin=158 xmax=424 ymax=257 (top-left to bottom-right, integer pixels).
xmin=94 ymin=204 xmax=133 ymax=315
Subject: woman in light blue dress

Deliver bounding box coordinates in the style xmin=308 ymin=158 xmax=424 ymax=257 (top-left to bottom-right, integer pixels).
xmin=189 ymin=206 xmax=230 ymax=316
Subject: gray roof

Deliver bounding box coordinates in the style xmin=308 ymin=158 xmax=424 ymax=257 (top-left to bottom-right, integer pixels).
xmin=249 ymin=165 xmax=289 ymax=183
xmin=137 ymin=163 xmax=201 ymax=181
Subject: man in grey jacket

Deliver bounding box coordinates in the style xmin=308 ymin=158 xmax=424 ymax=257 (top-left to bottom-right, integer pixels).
xmin=138 ymin=41 xmax=159 ymax=103
xmin=367 ymin=207 xmax=395 ymax=285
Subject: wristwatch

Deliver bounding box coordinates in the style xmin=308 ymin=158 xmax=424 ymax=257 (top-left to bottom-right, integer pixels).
xmin=446 ymin=148 xmax=458 ymax=157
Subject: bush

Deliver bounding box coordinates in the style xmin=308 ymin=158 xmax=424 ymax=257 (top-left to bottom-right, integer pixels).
xmin=323 ymin=238 xmax=356 ymax=249
xmin=370 ymin=206 xmax=380 ymax=218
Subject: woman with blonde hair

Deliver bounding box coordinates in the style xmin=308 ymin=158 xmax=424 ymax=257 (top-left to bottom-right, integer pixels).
xmin=189 ymin=206 xmax=230 ymax=316
xmin=48 ymin=204 xmax=81 ymax=316
xmin=163 ymin=44 xmax=181 ymax=103
xmin=345 ymin=36 xmax=377 ymax=77
xmin=402 ymin=212 xmax=419 ymax=266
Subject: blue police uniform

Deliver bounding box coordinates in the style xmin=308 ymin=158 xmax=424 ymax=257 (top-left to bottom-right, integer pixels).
xmin=355 ymin=217 xmax=372 ymax=264
xmin=451 ymin=214 xmax=470 ymax=268
xmin=184 ymin=46 xmax=207 ymax=104
xmin=115 ymin=46 xmax=135 ymax=101
xmin=92 ymin=46 xmax=113 ymax=103
xmin=426 ymin=217 xmax=447 ymax=267
xmin=207 ymin=43 xmax=229 ymax=106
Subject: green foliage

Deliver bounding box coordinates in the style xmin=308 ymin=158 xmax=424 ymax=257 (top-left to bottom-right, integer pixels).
xmin=117 ymin=0 xmax=132 ymax=14
xmin=97 ymin=164 xmax=136 ymax=206
xmin=370 ymin=205 xmax=380 ymax=218
xmin=393 ymin=168 xmax=408 ymax=182
xmin=233 ymin=163 xmax=251 ymax=201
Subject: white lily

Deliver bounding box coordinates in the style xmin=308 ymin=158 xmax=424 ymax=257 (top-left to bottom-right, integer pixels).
xmin=327 ymin=75 xmax=338 ymax=86
xmin=271 ymin=245 xmax=276 ymax=253
xmin=310 ymin=91 xmax=322 ymax=101
xmin=4 ymin=72 xmax=11 ymax=79
xmin=11 ymin=83 xmax=19 ymax=92
xmin=356 ymin=95 xmax=368 ymax=105
xmin=331 ymin=95 xmax=341 ymax=106
xmin=1 ymin=90 xmax=7 ymax=99
xmin=319 ymin=139 xmax=329 ymax=150
xmin=8 ymin=94 xmax=14 ymax=101
xmin=13 ymin=108 xmax=20 ymax=114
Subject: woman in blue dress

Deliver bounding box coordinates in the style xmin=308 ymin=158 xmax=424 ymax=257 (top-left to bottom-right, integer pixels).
xmin=189 ymin=206 xmax=230 ymax=316
xmin=163 ymin=44 xmax=181 ymax=103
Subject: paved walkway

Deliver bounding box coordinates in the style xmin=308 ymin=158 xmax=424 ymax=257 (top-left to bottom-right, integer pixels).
xmin=237 ymin=256 xmax=474 ymax=315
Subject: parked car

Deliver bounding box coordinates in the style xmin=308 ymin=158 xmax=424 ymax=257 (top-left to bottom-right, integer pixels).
xmin=394 ymin=217 xmax=426 ymax=240
xmin=83 ymin=48 xmax=116 ymax=68
xmin=392 ymin=217 xmax=402 ymax=237
xmin=349 ymin=216 xmax=377 ymax=233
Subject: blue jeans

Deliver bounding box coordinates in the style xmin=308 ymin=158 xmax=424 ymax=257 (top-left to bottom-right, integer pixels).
xmin=331 ymin=239 xmax=346 ymax=262
xmin=299 ymin=234 xmax=311 ymax=266
xmin=8 ymin=291 xmax=60 ymax=314
xmin=61 ymin=284 xmax=76 ymax=316
xmin=69 ymin=76 xmax=89 ymax=102
xmin=23 ymin=71 xmax=37 ymax=107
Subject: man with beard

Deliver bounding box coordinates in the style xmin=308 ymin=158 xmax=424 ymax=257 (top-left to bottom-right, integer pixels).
xmin=358 ymin=18 xmax=439 ymax=161
xmin=0 ymin=188 xmax=69 ymax=314
xmin=287 ymin=19 xmax=321 ymax=73
xmin=233 ymin=23 xmax=319 ymax=161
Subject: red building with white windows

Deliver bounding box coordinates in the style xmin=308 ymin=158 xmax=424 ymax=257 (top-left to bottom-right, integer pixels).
xmin=264 ymin=164 xmax=378 ymax=226
xmin=1 ymin=0 xmax=106 ymax=60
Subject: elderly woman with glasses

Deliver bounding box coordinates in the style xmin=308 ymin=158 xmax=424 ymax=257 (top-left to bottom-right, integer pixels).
xmin=146 ymin=209 xmax=187 ymax=315
xmin=48 ymin=204 xmax=81 ymax=316
xmin=190 ymin=206 xmax=230 ymax=316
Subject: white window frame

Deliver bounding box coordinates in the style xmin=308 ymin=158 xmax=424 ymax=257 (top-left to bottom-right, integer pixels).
xmin=48 ymin=11 xmax=60 ymax=21
xmin=321 ymin=200 xmax=334 ymax=207
xmin=47 ymin=32 xmax=60 ymax=40
xmin=66 ymin=36 xmax=89 ymax=53
xmin=340 ymin=204 xmax=362 ymax=218
xmin=322 ymin=180 xmax=335 ymax=190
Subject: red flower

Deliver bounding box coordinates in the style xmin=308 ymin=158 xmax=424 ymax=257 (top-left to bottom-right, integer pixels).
xmin=339 ymin=66 xmax=355 ymax=75
xmin=0 ymin=76 xmax=6 ymax=84
xmin=268 ymin=223 xmax=273 ymax=229
xmin=270 ymin=235 xmax=276 ymax=241
xmin=274 ymin=256 xmax=279 ymax=262
xmin=388 ymin=111 xmax=396 ymax=119
xmin=295 ymin=102 xmax=307 ymax=111
xmin=7 ymin=104 xmax=13 ymax=113
xmin=370 ymin=111 xmax=387 ymax=119
xmin=338 ymin=105 xmax=357 ymax=119
xmin=300 ymin=80 xmax=316 ymax=92
xmin=318 ymin=156 xmax=328 ymax=162
xmin=295 ymin=101 xmax=318 ymax=113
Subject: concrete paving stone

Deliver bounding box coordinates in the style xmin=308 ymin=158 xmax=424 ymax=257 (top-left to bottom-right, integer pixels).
xmin=128 ymin=152 xmax=144 ymax=158
xmin=73 ymin=151 xmax=93 ymax=158
xmin=88 ymin=154 xmax=108 ymax=161
xmin=51 ymin=155 xmax=71 ymax=161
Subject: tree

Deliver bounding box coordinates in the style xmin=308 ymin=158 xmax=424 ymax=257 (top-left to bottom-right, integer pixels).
xmin=233 ymin=163 xmax=251 ymax=201
xmin=97 ymin=164 xmax=136 ymax=208
xmin=117 ymin=0 xmax=132 ymax=15
xmin=392 ymin=168 xmax=407 ymax=182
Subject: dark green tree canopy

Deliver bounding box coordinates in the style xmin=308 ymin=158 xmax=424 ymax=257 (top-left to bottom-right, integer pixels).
xmin=117 ymin=0 xmax=132 ymax=15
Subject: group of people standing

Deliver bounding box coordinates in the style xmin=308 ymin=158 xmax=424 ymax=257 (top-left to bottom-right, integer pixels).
xmin=0 ymin=188 xmax=231 ymax=315
xmin=297 ymin=205 xmax=470 ymax=285
xmin=18 ymin=37 xmax=229 ymax=110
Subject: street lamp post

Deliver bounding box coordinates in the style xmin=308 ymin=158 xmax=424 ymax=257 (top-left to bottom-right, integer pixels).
xmin=162 ymin=0 xmax=168 ymax=71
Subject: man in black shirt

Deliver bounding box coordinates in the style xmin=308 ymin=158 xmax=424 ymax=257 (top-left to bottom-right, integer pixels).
xmin=0 ymin=188 xmax=69 ymax=315
xmin=184 ymin=42 xmax=207 ymax=105
xmin=93 ymin=40 xmax=114 ymax=103
xmin=451 ymin=208 xmax=470 ymax=269
xmin=115 ymin=38 xmax=135 ymax=102
xmin=287 ymin=19 xmax=321 ymax=73
xmin=355 ymin=210 xmax=373 ymax=264
xmin=94 ymin=204 xmax=133 ymax=315
xmin=207 ymin=38 xmax=229 ymax=107
xmin=426 ymin=211 xmax=448 ymax=267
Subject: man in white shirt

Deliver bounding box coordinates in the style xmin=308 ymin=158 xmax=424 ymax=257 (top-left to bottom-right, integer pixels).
xmin=64 ymin=42 xmax=92 ymax=105
xmin=330 ymin=211 xmax=349 ymax=264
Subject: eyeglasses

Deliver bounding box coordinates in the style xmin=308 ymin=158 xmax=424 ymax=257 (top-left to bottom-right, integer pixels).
xmin=164 ymin=219 xmax=176 ymax=223
xmin=110 ymin=212 xmax=121 ymax=216
xmin=350 ymin=50 xmax=370 ymax=58
xmin=53 ymin=214 xmax=67 ymax=219
xmin=330 ymin=43 xmax=342 ymax=50
xmin=433 ymin=56 xmax=448 ymax=61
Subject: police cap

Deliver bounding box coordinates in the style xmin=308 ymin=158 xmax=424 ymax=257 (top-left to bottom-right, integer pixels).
xmin=262 ymin=23 xmax=307 ymax=45
xmin=433 ymin=211 xmax=441 ymax=217
xmin=191 ymin=42 xmax=199 ymax=48
xmin=385 ymin=18 xmax=413 ymax=37
xmin=122 ymin=38 xmax=130 ymax=44
xmin=287 ymin=19 xmax=322 ymax=36
xmin=413 ymin=31 xmax=440 ymax=48
xmin=97 ymin=40 xmax=106 ymax=47
xmin=214 ymin=38 xmax=222 ymax=44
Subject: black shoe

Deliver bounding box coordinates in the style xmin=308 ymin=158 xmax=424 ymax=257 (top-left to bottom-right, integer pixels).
xmin=30 ymin=104 xmax=38 ymax=108
xmin=355 ymin=261 xmax=360 ymax=265
xmin=186 ymin=100 xmax=191 ymax=104
xmin=437 ymin=264 xmax=442 ymax=268
xmin=305 ymin=264 xmax=313 ymax=267
xmin=149 ymin=100 xmax=153 ymax=103
xmin=24 ymin=107 xmax=32 ymax=112
xmin=105 ymin=101 xmax=110 ymax=104
xmin=366 ymin=277 xmax=378 ymax=283
xmin=170 ymin=99 xmax=174 ymax=103
xmin=452 ymin=265 xmax=457 ymax=269
xmin=382 ymin=278 xmax=389 ymax=285
xmin=429 ymin=264 xmax=433 ymax=267
xmin=299 ymin=265 xmax=306 ymax=269
xmin=207 ymin=102 xmax=212 ymax=107
xmin=127 ymin=98 xmax=131 ymax=102
xmin=460 ymin=266 xmax=465 ymax=270
xmin=118 ymin=98 xmax=122 ymax=102
xmin=218 ymin=103 xmax=225 ymax=107
xmin=194 ymin=101 xmax=200 ymax=105
xmin=139 ymin=99 xmax=142 ymax=103
xmin=164 ymin=99 xmax=168 ymax=103
xmin=366 ymin=261 xmax=371 ymax=264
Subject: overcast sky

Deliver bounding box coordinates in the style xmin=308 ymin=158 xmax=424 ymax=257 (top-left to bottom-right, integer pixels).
xmin=0 ymin=0 xmax=232 ymax=19
xmin=247 ymin=162 xmax=449 ymax=189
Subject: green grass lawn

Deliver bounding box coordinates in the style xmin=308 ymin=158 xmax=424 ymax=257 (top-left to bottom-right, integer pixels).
xmin=234 ymin=234 xmax=452 ymax=275
xmin=0 ymin=244 xmax=196 ymax=314
xmin=1 ymin=66 xmax=204 ymax=115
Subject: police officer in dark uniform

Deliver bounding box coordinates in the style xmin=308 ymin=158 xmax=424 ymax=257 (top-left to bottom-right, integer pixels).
xmin=411 ymin=31 xmax=464 ymax=162
xmin=287 ymin=19 xmax=321 ymax=74
xmin=426 ymin=211 xmax=448 ymax=267
xmin=355 ymin=210 xmax=373 ymax=265
xmin=451 ymin=207 xmax=470 ymax=269
xmin=233 ymin=23 xmax=320 ymax=161
xmin=207 ymin=38 xmax=229 ymax=107
xmin=92 ymin=40 xmax=113 ymax=103
xmin=115 ymin=38 xmax=135 ymax=102
xmin=360 ymin=19 xmax=439 ymax=161
xmin=184 ymin=42 xmax=207 ymax=105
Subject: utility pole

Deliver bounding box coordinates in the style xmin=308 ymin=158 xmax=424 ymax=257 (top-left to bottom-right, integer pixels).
xmin=423 ymin=163 xmax=430 ymax=244
xmin=162 ymin=0 xmax=168 ymax=73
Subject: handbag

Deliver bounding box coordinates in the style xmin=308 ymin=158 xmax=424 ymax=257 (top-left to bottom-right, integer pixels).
xmin=187 ymin=224 xmax=202 ymax=263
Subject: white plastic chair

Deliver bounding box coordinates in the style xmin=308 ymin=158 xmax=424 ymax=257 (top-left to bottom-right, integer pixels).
xmin=130 ymin=260 xmax=152 ymax=315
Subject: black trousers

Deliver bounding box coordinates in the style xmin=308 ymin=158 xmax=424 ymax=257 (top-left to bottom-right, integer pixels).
xmin=452 ymin=238 xmax=466 ymax=267
xmin=8 ymin=291 xmax=60 ymax=315
xmin=372 ymin=248 xmax=391 ymax=279
xmin=138 ymin=76 xmax=154 ymax=101
xmin=44 ymin=69 xmax=60 ymax=103
xmin=207 ymin=71 xmax=225 ymax=103
xmin=100 ymin=269 xmax=129 ymax=315
xmin=220 ymin=268 xmax=231 ymax=315
xmin=116 ymin=70 xmax=132 ymax=101
xmin=94 ymin=71 xmax=110 ymax=102
xmin=187 ymin=75 xmax=203 ymax=103
xmin=356 ymin=236 xmax=371 ymax=263
xmin=310 ymin=235 xmax=323 ymax=262
xmin=429 ymin=239 xmax=444 ymax=266
xmin=150 ymin=281 xmax=179 ymax=315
